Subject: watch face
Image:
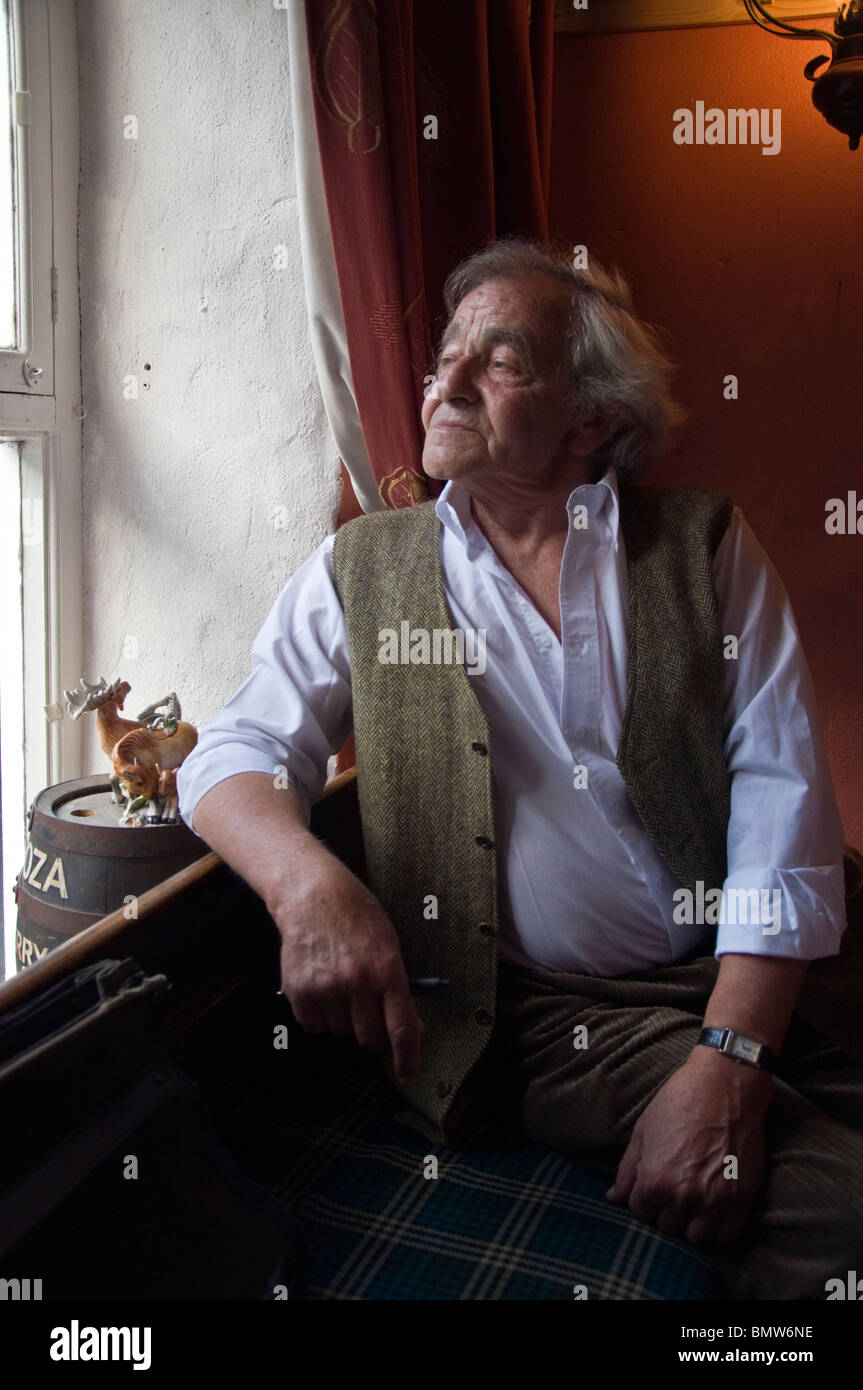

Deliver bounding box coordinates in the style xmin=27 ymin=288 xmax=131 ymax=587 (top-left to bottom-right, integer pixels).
xmin=731 ymin=1036 xmax=761 ymax=1064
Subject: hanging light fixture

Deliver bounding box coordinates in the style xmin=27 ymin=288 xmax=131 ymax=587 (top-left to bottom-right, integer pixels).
xmin=743 ymin=1 xmax=863 ymax=148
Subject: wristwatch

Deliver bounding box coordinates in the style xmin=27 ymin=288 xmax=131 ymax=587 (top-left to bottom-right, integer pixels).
xmin=698 ymin=1027 xmax=775 ymax=1073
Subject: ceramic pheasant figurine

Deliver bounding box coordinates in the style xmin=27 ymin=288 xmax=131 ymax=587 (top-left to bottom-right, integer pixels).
xmin=63 ymin=677 xmax=198 ymax=825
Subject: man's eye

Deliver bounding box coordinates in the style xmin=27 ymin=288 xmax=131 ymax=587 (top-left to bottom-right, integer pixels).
xmin=492 ymin=358 xmax=518 ymax=371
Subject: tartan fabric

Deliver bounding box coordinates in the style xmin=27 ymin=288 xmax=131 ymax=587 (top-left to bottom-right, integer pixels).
xmin=225 ymin=1038 xmax=717 ymax=1302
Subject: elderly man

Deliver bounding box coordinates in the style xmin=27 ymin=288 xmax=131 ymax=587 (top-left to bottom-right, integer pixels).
xmin=178 ymin=240 xmax=862 ymax=1300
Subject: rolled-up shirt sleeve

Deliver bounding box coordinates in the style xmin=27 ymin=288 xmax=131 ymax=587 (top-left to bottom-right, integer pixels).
xmin=177 ymin=534 xmax=352 ymax=834
xmin=712 ymin=507 xmax=847 ymax=960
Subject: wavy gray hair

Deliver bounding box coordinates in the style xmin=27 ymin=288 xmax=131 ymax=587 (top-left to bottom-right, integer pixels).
xmin=441 ymin=238 xmax=684 ymax=484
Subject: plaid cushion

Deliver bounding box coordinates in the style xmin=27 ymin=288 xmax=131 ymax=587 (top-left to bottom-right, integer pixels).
xmin=225 ymin=1037 xmax=717 ymax=1301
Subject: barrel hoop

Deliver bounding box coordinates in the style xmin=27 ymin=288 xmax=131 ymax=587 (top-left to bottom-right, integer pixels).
xmin=15 ymin=886 xmax=102 ymax=935
xmin=15 ymin=920 xmax=72 ymax=970
xmin=29 ymin=810 xmax=202 ymax=859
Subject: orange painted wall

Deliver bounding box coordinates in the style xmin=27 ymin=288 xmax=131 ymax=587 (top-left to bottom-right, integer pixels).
xmin=550 ymin=21 xmax=863 ymax=851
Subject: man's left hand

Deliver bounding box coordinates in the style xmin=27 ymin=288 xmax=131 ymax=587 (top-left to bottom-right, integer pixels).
xmin=605 ymin=1046 xmax=774 ymax=1246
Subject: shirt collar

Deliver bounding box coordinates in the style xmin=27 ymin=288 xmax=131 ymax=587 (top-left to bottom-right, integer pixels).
xmin=435 ymin=465 xmax=621 ymax=555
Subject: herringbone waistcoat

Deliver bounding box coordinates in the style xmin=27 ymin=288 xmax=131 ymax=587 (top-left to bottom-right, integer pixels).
xmin=330 ymin=485 xmax=734 ymax=1137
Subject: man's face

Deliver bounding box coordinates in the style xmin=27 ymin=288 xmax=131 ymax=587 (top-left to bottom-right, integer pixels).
xmin=421 ymin=274 xmax=580 ymax=488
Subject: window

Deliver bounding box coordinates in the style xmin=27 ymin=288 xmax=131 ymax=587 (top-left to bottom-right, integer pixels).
xmin=0 ymin=0 xmax=54 ymax=394
xmin=0 ymin=437 xmax=49 ymax=973
xmin=0 ymin=0 xmax=80 ymax=981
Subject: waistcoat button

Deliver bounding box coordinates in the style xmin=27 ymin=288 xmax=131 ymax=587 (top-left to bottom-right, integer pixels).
xmin=474 ymin=1007 xmax=493 ymax=1026
xmin=475 ymin=835 xmax=495 ymax=849
xmin=471 ymin=740 xmax=488 ymax=755
xmin=478 ymin=922 xmax=495 ymax=936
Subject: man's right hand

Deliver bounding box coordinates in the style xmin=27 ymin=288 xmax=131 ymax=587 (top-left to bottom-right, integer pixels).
xmin=274 ymin=856 xmax=424 ymax=1085
xmin=189 ymin=771 xmax=424 ymax=1087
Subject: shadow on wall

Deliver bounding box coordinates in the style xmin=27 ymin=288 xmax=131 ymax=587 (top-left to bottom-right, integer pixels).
xmin=550 ymin=21 xmax=863 ymax=846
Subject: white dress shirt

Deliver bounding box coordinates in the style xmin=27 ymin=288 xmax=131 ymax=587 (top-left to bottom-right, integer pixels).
xmin=177 ymin=466 xmax=847 ymax=976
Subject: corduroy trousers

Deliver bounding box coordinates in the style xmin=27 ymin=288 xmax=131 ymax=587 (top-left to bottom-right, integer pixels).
xmin=463 ymin=952 xmax=863 ymax=1301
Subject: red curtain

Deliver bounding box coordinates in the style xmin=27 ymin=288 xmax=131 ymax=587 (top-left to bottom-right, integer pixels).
xmin=305 ymin=0 xmax=554 ymax=510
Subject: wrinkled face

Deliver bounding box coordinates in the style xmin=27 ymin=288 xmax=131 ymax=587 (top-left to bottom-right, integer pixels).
xmin=421 ymin=274 xmax=577 ymax=486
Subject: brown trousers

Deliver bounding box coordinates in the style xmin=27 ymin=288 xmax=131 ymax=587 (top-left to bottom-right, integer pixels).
xmin=462 ymin=952 xmax=863 ymax=1301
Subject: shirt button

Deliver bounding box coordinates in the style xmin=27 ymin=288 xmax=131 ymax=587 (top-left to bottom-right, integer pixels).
xmin=437 ymin=1079 xmax=452 ymax=1098
xmin=474 ymin=1007 xmax=493 ymax=1026
xmin=475 ymin=835 xmax=495 ymax=849
xmin=470 ymin=740 xmax=488 ymax=755
xmin=574 ymin=726 xmax=586 ymax=740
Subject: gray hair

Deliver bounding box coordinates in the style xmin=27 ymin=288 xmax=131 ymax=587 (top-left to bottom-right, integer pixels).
xmin=441 ymin=238 xmax=685 ymax=483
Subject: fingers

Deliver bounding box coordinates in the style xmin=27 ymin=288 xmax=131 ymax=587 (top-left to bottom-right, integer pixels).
xmin=294 ymin=986 xmax=422 ymax=1078
xmin=275 ymin=882 xmax=424 ymax=1076
xmin=606 ymin=1140 xmax=639 ymax=1205
xmin=625 ymin=1180 xmax=672 ymax=1233
xmin=654 ymin=1196 xmax=703 ymax=1241
xmin=349 ymin=991 xmax=388 ymax=1053
xmin=606 ymin=1131 xmax=752 ymax=1245
xmin=681 ymin=1194 xmax=746 ymax=1247
xmin=284 ymin=969 xmax=419 ymax=1069
xmin=383 ymin=984 xmax=424 ymax=1085
xmin=292 ymin=989 xmax=371 ymax=1042
xmin=684 ymin=1213 xmax=722 ymax=1247
xmin=621 ymin=1185 xmax=722 ymax=1245
xmin=289 ymin=996 xmax=327 ymax=1036
xmin=317 ymin=1000 xmax=355 ymax=1038
xmin=706 ymin=1205 xmax=751 ymax=1247
xmin=609 ymin=1166 xmax=750 ymax=1247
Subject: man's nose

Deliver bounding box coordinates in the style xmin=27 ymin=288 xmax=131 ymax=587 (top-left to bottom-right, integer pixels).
xmin=436 ymin=357 xmax=479 ymax=402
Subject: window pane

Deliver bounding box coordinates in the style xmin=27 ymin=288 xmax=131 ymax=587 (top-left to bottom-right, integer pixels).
xmin=0 ymin=433 xmax=50 ymax=980
xmin=0 ymin=0 xmax=16 ymax=350
xmin=0 ymin=436 xmax=24 ymax=979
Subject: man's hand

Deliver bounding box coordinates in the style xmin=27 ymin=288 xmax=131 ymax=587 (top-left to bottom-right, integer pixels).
xmin=190 ymin=771 xmax=424 ymax=1087
xmin=606 ymin=1045 xmax=773 ymax=1246
xmin=274 ymin=854 xmax=424 ymax=1086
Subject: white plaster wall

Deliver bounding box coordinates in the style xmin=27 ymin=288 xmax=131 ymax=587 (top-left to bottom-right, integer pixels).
xmin=76 ymin=0 xmax=339 ymax=767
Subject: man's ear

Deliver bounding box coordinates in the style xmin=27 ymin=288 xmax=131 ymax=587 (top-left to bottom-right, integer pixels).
xmin=564 ymin=413 xmax=618 ymax=458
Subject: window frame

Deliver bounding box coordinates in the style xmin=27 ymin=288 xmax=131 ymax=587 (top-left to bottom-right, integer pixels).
xmin=1 ymin=0 xmax=80 ymax=980
xmin=0 ymin=0 xmax=54 ymax=394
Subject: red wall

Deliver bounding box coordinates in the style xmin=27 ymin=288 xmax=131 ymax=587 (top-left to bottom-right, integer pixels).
xmin=551 ymin=22 xmax=863 ymax=851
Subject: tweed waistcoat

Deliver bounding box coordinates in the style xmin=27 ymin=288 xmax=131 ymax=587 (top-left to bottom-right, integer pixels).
xmin=330 ymin=485 xmax=734 ymax=1136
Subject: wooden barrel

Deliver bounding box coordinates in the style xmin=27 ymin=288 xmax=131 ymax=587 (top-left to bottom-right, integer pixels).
xmin=15 ymin=775 xmax=207 ymax=971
